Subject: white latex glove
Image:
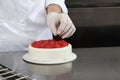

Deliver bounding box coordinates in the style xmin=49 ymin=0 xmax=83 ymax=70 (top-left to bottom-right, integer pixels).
xmin=47 ymin=12 xmax=76 ymax=39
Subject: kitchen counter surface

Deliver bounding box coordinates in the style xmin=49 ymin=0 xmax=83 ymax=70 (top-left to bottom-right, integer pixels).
xmin=0 ymin=47 xmax=120 ymax=80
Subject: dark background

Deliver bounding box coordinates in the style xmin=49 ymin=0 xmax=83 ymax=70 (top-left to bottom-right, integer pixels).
xmin=65 ymin=0 xmax=120 ymax=48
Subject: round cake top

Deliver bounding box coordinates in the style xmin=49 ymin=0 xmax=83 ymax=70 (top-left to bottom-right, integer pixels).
xmin=31 ymin=40 xmax=68 ymax=48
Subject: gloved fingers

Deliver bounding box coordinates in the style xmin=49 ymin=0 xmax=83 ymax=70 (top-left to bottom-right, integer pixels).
xmin=47 ymin=12 xmax=59 ymax=36
xmin=57 ymin=21 xmax=67 ymax=35
xmin=47 ymin=20 xmax=57 ymax=36
xmin=61 ymin=25 xmax=76 ymax=39
xmin=67 ymin=24 xmax=76 ymax=37
xmin=59 ymin=22 xmax=71 ymax=36
xmin=57 ymin=15 xmax=68 ymax=35
xmin=47 ymin=12 xmax=76 ymax=37
xmin=64 ymin=18 xmax=76 ymax=38
xmin=61 ymin=27 xmax=72 ymax=39
xmin=60 ymin=18 xmax=76 ymax=38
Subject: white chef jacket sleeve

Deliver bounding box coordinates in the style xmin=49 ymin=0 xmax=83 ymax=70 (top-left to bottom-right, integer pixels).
xmin=46 ymin=0 xmax=68 ymax=13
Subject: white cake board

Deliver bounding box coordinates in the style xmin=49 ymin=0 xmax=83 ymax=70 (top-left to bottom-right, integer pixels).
xmin=23 ymin=53 xmax=77 ymax=65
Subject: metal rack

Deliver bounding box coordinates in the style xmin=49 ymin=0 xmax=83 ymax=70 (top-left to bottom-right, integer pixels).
xmin=0 ymin=64 xmax=34 ymax=80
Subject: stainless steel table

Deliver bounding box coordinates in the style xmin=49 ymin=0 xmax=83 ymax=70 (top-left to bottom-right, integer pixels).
xmin=0 ymin=47 xmax=120 ymax=80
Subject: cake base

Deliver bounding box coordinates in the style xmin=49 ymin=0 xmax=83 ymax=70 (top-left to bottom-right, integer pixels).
xmin=23 ymin=53 xmax=77 ymax=65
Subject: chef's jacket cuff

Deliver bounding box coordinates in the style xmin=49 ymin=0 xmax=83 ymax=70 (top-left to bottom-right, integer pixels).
xmin=46 ymin=0 xmax=68 ymax=13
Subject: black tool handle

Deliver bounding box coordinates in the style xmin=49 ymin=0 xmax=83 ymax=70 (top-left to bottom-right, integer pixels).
xmin=53 ymin=35 xmax=62 ymax=41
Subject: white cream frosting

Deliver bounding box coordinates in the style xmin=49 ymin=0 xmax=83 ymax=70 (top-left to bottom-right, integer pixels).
xmin=28 ymin=44 xmax=73 ymax=62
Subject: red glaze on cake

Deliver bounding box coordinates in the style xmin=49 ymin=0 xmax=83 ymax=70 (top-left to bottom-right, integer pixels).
xmin=31 ymin=40 xmax=68 ymax=48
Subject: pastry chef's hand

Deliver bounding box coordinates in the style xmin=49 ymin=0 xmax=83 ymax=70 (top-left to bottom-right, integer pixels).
xmin=47 ymin=12 xmax=76 ymax=39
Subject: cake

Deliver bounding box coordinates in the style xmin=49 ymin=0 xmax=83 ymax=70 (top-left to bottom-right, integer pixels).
xmin=23 ymin=39 xmax=77 ymax=64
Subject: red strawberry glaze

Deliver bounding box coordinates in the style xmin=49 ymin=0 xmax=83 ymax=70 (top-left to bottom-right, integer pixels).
xmin=31 ymin=40 xmax=68 ymax=48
